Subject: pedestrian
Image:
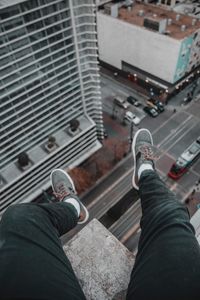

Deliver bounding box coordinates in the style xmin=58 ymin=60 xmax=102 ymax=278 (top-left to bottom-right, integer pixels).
xmin=1 ymin=129 xmax=200 ymax=300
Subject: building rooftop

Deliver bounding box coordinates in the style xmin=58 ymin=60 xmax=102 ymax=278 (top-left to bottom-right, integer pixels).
xmin=63 ymin=214 xmax=200 ymax=299
xmin=117 ymin=3 xmax=200 ymax=40
xmin=64 ymin=219 xmax=135 ymax=300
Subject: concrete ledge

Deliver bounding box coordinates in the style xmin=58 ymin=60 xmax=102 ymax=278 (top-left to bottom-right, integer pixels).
xmin=191 ymin=209 xmax=200 ymax=244
xmin=63 ymin=219 xmax=135 ymax=300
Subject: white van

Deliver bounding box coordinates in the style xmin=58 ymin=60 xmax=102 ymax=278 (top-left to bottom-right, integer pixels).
xmin=114 ymin=96 xmax=129 ymax=109
xmin=124 ymin=111 xmax=141 ymax=125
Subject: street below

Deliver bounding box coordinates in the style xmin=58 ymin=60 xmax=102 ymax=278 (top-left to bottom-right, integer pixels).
xmin=62 ymin=72 xmax=200 ymax=253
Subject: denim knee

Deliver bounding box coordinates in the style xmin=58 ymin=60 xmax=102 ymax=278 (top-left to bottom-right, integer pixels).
xmin=2 ymin=204 xmax=32 ymax=224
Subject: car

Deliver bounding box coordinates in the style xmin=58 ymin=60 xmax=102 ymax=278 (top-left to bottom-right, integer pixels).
xmin=183 ymin=93 xmax=193 ymax=105
xmin=147 ymin=99 xmax=165 ymax=113
xmin=149 ymin=100 xmax=164 ymax=112
xmin=146 ymin=100 xmax=159 ymax=112
xmin=154 ymin=100 xmax=165 ymax=112
xmin=124 ymin=111 xmax=141 ymax=125
xmin=114 ymin=96 xmax=129 ymax=109
xmin=103 ymin=129 xmax=108 ymax=138
xmin=127 ymin=95 xmax=141 ymax=107
xmin=143 ymin=106 xmax=159 ymax=117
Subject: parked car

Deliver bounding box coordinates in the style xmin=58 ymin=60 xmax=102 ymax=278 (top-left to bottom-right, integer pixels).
xmin=127 ymin=96 xmax=141 ymax=107
xmin=114 ymin=96 xmax=129 ymax=109
xmin=146 ymin=100 xmax=159 ymax=112
xmin=143 ymin=106 xmax=158 ymax=117
xmin=148 ymin=99 xmax=165 ymax=112
xmin=103 ymin=129 xmax=108 ymax=138
xmin=154 ymin=100 xmax=165 ymax=112
xmin=183 ymin=92 xmax=193 ymax=105
xmin=124 ymin=111 xmax=141 ymax=125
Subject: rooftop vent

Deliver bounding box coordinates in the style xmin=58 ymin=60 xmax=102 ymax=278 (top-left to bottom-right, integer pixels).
xmin=192 ymin=19 xmax=197 ymax=26
xmin=176 ymin=14 xmax=180 ymax=21
xmin=138 ymin=9 xmax=144 ymax=17
xmin=67 ymin=119 xmax=81 ymax=137
xmin=167 ymin=18 xmax=172 ymax=25
xmin=17 ymin=152 xmax=32 ymax=171
xmin=181 ymin=24 xmax=186 ymax=32
xmin=104 ymin=3 xmax=118 ymax=18
xmin=44 ymin=135 xmax=58 ymax=153
xmin=143 ymin=17 xmax=167 ymax=34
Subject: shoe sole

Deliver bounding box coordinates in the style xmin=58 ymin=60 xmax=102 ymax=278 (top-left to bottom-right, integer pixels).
xmin=50 ymin=169 xmax=89 ymax=225
xmin=132 ymin=128 xmax=153 ymax=190
xmin=77 ymin=203 xmax=89 ymax=225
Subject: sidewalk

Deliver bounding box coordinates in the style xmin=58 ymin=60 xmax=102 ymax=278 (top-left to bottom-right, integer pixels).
xmin=100 ymin=65 xmax=200 ymax=108
xmin=100 ymin=65 xmax=149 ymax=99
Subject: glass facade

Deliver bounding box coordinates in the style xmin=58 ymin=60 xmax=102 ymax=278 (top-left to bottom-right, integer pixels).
xmin=0 ymin=0 xmax=103 ymax=210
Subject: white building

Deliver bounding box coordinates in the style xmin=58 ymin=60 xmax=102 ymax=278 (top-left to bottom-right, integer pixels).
xmin=0 ymin=0 xmax=103 ymax=212
xmin=97 ymin=2 xmax=200 ymax=97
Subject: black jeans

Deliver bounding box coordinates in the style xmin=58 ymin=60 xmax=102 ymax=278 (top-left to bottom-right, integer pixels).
xmin=1 ymin=171 xmax=200 ymax=300
xmin=0 ymin=201 xmax=86 ymax=300
xmin=126 ymin=170 xmax=200 ymax=300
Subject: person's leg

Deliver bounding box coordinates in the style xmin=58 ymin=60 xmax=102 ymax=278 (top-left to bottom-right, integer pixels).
xmin=0 ymin=169 xmax=88 ymax=300
xmin=127 ymin=129 xmax=200 ymax=300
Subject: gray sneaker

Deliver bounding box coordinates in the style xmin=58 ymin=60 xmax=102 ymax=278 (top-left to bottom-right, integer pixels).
xmin=132 ymin=129 xmax=155 ymax=190
xmin=50 ymin=169 xmax=89 ymax=224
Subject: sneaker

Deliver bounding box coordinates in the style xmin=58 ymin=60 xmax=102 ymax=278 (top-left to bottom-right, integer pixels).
xmin=50 ymin=169 xmax=89 ymax=224
xmin=132 ymin=128 xmax=155 ymax=190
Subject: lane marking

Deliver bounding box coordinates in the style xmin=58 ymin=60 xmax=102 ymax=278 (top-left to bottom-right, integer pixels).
xmin=165 ymin=121 xmax=197 ymax=153
xmin=157 ymin=115 xmax=193 ymax=148
xmin=170 ymin=183 xmax=177 ymax=191
xmin=152 ymin=110 xmax=187 ymax=136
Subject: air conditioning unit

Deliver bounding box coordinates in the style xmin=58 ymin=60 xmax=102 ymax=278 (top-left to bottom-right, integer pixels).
xmin=143 ymin=17 xmax=167 ymax=33
xmin=104 ymin=3 xmax=118 ymax=18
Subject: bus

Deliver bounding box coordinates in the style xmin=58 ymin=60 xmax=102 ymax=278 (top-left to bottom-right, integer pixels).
xmin=168 ymin=137 xmax=200 ymax=180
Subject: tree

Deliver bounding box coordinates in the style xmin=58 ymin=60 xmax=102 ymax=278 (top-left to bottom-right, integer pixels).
xmin=104 ymin=137 xmax=128 ymax=163
xmin=18 ymin=152 xmax=29 ymax=167
xmin=69 ymin=119 xmax=80 ymax=132
xmin=69 ymin=167 xmax=94 ymax=194
xmin=47 ymin=135 xmax=56 ymax=148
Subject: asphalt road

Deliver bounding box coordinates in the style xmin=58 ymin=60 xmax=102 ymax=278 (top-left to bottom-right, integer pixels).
xmin=62 ymin=73 xmax=200 ymax=252
xmin=109 ymin=199 xmax=141 ymax=242
xmin=61 ymin=155 xmax=134 ymax=244
xmin=99 ymin=73 xmax=200 ymax=251
xmin=101 ymin=73 xmax=200 ymax=201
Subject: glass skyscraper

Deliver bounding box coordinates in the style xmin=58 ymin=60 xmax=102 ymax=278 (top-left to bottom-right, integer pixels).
xmin=0 ymin=0 xmax=103 ymax=213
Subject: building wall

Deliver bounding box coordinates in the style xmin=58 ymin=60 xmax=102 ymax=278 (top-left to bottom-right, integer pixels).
xmin=187 ymin=29 xmax=200 ymax=73
xmin=97 ymin=12 xmax=182 ymax=83
xmin=0 ymin=0 xmax=103 ymax=210
xmin=173 ymin=29 xmax=200 ymax=82
xmin=173 ymin=35 xmax=193 ymax=82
